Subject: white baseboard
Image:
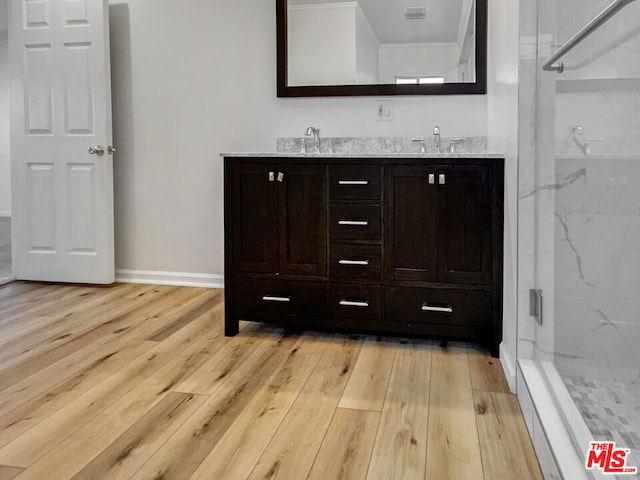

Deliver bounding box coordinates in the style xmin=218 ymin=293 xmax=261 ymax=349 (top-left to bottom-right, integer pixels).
xmin=499 ymin=343 xmax=517 ymax=393
xmin=115 ymin=269 xmax=224 ymax=289
xmin=0 ymin=212 xmax=11 ymax=218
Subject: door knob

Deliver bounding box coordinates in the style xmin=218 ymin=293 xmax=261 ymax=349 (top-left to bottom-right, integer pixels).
xmin=88 ymin=145 xmax=105 ymax=156
xmin=108 ymin=146 xmax=116 ymax=155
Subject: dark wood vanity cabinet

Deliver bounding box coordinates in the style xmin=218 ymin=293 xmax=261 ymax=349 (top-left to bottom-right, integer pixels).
xmin=225 ymin=156 xmax=503 ymax=355
xmin=384 ymin=164 xmax=492 ymax=284
xmin=230 ymin=162 xmax=327 ymax=276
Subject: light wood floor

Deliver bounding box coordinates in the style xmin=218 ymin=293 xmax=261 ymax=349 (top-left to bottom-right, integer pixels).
xmin=0 ymin=282 xmax=543 ymax=480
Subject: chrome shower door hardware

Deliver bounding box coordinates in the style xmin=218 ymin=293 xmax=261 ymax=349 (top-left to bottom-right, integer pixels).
xmin=543 ymin=0 xmax=638 ymax=73
xmin=530 ymin=289 xmax=543 ymax=325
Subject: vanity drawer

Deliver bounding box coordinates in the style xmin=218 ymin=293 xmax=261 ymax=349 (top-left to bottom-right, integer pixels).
xmin=329 ymin=165 xmax=381 ymax=202
xmin=385 ymin=287 xmax=491 ymax=327
xmin=330 ymin=205 xmax=381 ymax=241
xmin=232 ymin=278 xmax=327 ymax=316
xmin=329 ymin=283 xmax=382 ymax=320
xmin=330 ymin=243 xmax=381 ymax=279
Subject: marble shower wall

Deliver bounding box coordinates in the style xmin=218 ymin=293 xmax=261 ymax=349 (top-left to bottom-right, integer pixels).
xmin=555 ymin=88 xmax=640 ymax=156
xmin=551 ymin=1 xmax=640 ymax=381
xmin=518 ymin=0 xmax=640 ymax=383
xmin=553 ymin=153 xmax=640 ymax=383
xmin=551 ymin=53 xmax=640 ymax=380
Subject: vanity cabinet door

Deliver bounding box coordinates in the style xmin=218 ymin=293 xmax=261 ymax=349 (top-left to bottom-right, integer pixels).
xmin=384 ymin=165 xmax=438 ymax=282
xmin=436 ymin=164 xmax=492 ymax=285
xmin=231 ymin=163 xmax=279 ymax=273
xmin=230 ymin=162 xmax=326 ymax=276
xmin=278 ymin=164 xmax=327 ymax=276
xmin=384 ymin=163 xmax=493 ymax=285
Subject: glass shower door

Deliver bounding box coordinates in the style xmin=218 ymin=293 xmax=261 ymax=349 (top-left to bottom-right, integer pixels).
xmin=525 ymin=0 xmax=640 ymax=477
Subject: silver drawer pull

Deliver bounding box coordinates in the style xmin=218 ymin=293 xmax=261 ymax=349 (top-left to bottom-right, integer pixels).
xmin=421 ymin=302 xmax=453 ymax=313
xmin=338 ymin=259 xmax=369 ymax=266
xmin=338 ymin=220 xmax=369 ymax=226
xmin=262 ymin=295 xmax=291 ymax=303
xmin=339 ymin=299 xmax=370 ymax=308
xmin=338 ymin=180 xmax=369 ymax=185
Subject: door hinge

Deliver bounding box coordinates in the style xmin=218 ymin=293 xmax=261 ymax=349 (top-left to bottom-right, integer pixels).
xmin=529 ymin=289 xmax=543 ymax=325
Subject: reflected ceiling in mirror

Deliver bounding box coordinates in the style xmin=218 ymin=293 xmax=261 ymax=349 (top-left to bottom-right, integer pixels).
xmin=277 ymin=0 xmax=487 ymax=96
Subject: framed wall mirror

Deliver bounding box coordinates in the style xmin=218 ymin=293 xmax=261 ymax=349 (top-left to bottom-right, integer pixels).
xmin=277 ymin=0 xmax=487 ymax=97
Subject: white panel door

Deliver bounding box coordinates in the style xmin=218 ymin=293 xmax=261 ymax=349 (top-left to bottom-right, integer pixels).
xmin=9 ymin=0 xmax=115 ymax=283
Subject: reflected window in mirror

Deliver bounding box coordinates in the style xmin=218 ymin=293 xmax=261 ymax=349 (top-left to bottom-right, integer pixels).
xmin=277 ymin=0 xmax=487 ymax=96
xmin=395 ymin=76 xmax=445 ymax=85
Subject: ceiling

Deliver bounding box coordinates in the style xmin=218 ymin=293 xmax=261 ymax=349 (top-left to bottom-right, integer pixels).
xmin=288 ymin=0 xmax=466 ymax=44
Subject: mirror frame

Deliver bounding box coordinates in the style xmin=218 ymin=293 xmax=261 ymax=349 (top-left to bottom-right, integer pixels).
xmin=276 ymin=0 xmax=487 ymax=97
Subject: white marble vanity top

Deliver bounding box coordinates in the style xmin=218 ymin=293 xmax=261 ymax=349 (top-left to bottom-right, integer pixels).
xmin=221 ymin=152 xmax=505 ymax=158
xmin=222 ymin=136 xmax=503 ymax=158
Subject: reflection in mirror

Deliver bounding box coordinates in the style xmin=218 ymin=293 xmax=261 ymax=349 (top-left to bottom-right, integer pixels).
xmin=287 ymin=0 xmax=476 ymax=86
xmin=277 ymin=0 xmax=485 ymax=96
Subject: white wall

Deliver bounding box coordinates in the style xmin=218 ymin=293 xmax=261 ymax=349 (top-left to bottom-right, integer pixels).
xmin=288 ymin=4 xmax=357 ymax=86
xmin=288 ymin=2 xmax=380 ymax=86
xmin=378 ymin=43 xmax=460 ymax=83
xmin=0 ymin=0 xmax=6 ymax=34
xmin=487 ymin=0 xmax=520 ymax=390
xmin=355 ymin=4 xmax=379 ymax=84
xmin=0 ymin=29 xmax=10 ymax=217
xmin=458 ymin=3 xmax=476 ymax=83
xmin=107 ymin=0 xmax=488 ymax=279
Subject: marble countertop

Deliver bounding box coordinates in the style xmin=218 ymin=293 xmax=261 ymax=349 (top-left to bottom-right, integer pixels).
xmin=220 ymin=152 xmax=505 ymax=159
xmin=222 ymin=136 xmax=504 ymax=159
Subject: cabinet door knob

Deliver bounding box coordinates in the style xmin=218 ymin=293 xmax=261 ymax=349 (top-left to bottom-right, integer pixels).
xmin=438 ymin=174 xmax=446 ymax=185
xmin=428 ymin=174 xmax=435 ymax=185
xmin=421 ymin=302 xmax=453 ymax=313
xmin=268 ymin=171 xmax=275 ymax=182
xmin=277 ymin=172 xmax=285 ymax=182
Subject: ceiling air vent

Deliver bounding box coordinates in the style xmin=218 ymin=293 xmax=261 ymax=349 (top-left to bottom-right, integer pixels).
xmin=404 ymin=6 xmax=427 ymax=20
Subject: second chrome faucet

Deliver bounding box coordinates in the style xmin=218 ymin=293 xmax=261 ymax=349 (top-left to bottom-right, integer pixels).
xmin=412 ymin=126 xmax=443 ymax=154
xmin=305 ymin=126 xmax=320 ymax=154
xmin=571 ymin=125 xmax=602 ymax=155
xmin=433 ymin=125 xmax=441 ymax=153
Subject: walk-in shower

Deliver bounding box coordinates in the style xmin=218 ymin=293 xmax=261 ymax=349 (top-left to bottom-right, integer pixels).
xmin=518 ymin=0 xmax=640 ymax=478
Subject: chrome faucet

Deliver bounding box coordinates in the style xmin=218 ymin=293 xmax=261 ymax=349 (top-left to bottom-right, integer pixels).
xmin=449 ymin=138 xmax=464 ymax=154
xmin=412 ymin=138 xmax=426 ymax=153
xmin=571 ymin=126 xmax=586 ymax=153
xmin=433 ymin=126 xmax=441 ymax=153
xmin=570 ymin=126 xmax=601 ymax=155
xmin=305 ymin=127 xmax=320 ymax=153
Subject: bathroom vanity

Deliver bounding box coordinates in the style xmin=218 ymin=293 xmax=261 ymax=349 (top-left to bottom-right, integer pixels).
xmin=223 ymin=153 xmax=504 ymax=356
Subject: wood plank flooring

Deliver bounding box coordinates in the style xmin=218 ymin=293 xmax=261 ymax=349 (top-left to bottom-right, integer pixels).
xmin=0 ymin=281 xmax=543 ymax=480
